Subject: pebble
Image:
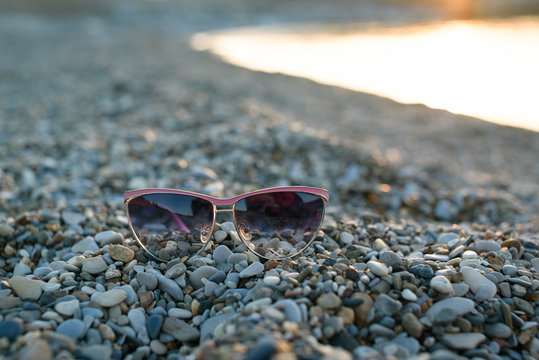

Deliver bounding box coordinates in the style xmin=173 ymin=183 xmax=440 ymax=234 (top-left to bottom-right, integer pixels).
xmin=430 ymin=276 xmax=454 ymax=294
xmin=441 ymin=333 xmax=486 ymax=350
xmin=213 ymin=245 xmax=233 ymax=263
xmin=82 ymin=256 xmax=108 ymax=274
xmin=227 ymin=253 xmax=248 ymax=264
xmin=96 ymin=289 xmax=127 ymax=307
xmin=462 ymin=250 xmax=478 ymax=259
xmin=72 ymin=237 xmax=99 ymax=253
xmin=409 ymin=264 xmax=434 ymax=278
xmin=137 ymin=272 xmax=158 ymax=291
xmin=367 ymin=260 xmax=389 ymax=277
xmin=8 ymin=276 xmax=43 ymax=300
xmin=263 ymin=275 xmax=280 ymax=285
xmin=0 ymin=320 xmax=23 ymax=340
xmin=169 ymin=308 xmax=193 ymax=319
xmin=214 ymin=230 xmax=228 ymax=243
xmin=274 ymin=299 xmax=302 ymax=322
xmin=162 ymin=317 xmax=200 ymax=342
xmin=476 ymin=240 xmax=501 ymax=252
xmin=452 ymin=282 xmax=469 ymax=297
xmin=150 ymin=340 xmax=167 ymax=355
xmin=402 ymin=313 xmax=423 ymax=338
xmin=379 ymin=251 xmax=402 ymax=266
xmin=56 ymin=319 xmax=85 ymax=339
xmin=108 ymin=244 xmax=135 ymax=263
xmin=426 ymin=297 xmax=475 ymax=319
xmin=13 ymin=263 xmax=31 ymax=276
xmin=0 ymin=296 xmax=21 ymax=310
xmin=402 ymin=289 xmax=417 ymax=302
xmin=200 ymin=313 xmax=237 ymax=342
xmin=19 ymin=340 xmax=52 ymax=360
xmin=340 ymin=232 xmax=354 ymax=244
xmin=95 ymin=230 xmax=124 ymax=245
xmin=190 ymin=266 xmax=218 ymax=288
xmin=317 ymin=293 xmax=342 ymax=309
xmin=155 ymin=273 xmax=184 ymax=301
xmin=375 ymin=294 xmax=402 ymax=316
xmin=502 ymin=264 xmax=518 ymax=276
xmin=165 ymin=263 xmax=186 ymax=278
xmin=484 ymin=323 xmax=512 ymax=339
xmin=55 ymin=299 xmax=80 ymax=316
xmin=461 ymin=266 xmax=496 ymax=301
xmin=147 ymin=314 xmax=163 ymax=340
xmin=239 ymin=262 xmax=264 ymax=278
xmin=530 ymin=258 xmax=539 ymax=272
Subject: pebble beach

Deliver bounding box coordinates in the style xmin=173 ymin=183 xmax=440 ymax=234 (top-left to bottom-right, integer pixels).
xmin=0 ymin=1 xmax=538 ymax=359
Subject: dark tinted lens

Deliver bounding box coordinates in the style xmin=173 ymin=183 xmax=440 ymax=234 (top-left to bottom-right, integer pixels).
xmin=234 ymin=191 xmax=324 ymax=259
xmin=127 ymin=193 xmax=214 ymax=261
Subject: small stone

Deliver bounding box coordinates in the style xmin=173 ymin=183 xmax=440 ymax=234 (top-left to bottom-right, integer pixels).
xmin=165 ymin=263 xmax=186 ymax=278
xmin=55 ymin=299 xmax=80 ymax=316
xmin=0 ymin=296 xmax=21 ymax=310
xmin=13 ymin=263 xmax=32 ymax=276
xmin=402 ymin=289 xmax=417 ymax=302
xmin=500 ymin=239 xmax=521 ymax=252
xmin=0 ymin=320 xmax=23 ymax=340
xmin=367 ymin=261 xmax=389 ymax=277
xmin=96 ymin=289 xmax=127 ymax=307
xmin=95 ymin=231 xmax=124 ymax=245
xmin=441 ymin=333 xmax=486 ymax=350
xmin=56 ymin=319 xmax=85 ymax=339
xmin=190 ymin=266 xmax=218 ymax=289
xmin=200 ymin=313 xmax=237 ymax=342
xmin=147 ymin=314 xmax=163 ymax=340
xmin=498 ymin=282 xmax=511 ymax=297
xmin=78 ymin=344 xmax=112 ymax=360
xmin=426 ymin=297 xmax=475 ymax=319
xmin=150 ymin=340 xmax=167 ymax=355
xmin=375 ymin=294 xmax=402 ymax=316
xmin=62 ymin=211 xmax=85 ymax=225
xmin=409 ymin=264 xmax=434 ymax=279
xmin=430 ymin=276 xmax=454 ymax=295
xmin=461 ymin=266 xmax=496 ymax=300
xmin=402 ymin=313 xmax=423 ymax=338
xmin=72 ymin=237 xmax=99 ymax=253
xmin=0 ymin=224 xmax=14 ymax=237
xmin=340 ymin=232 xmax=354 ymax=244
xmin=476 ymin=240 xmax=501 ymax=252
xmin=81 ymin=256 xmax=108 ymax=274
xmin=452 ymin=283 xmax=469 ymax=297
xmin=434 ymin=199 xmax=457 ymax=221
xmin=162 ymin=317 xmax=200 ymax=342
xmin=212 ymin=245 xmax=233 ymax=264
xmin=263 ymin=275 xmax=280 ymax=285
xmin=169 ymin=308 xmax=193 ymax=319
xmin=379 ymin=251 xmax=402 ymax=266
xmin=435 ymin=308 xmax=457 ymax=324
xmin=513 ymin=297 xmax=534 ymax=316
xmin=140 ymin=291 xmax=154 ymax=308
xmin=214 ymin=230 xmax=228 ymax=243
xmin=274 ymin=299 xmax=302 ymax=322
xmin=108 ymin=245 xmax=135 ymax=263
xmin=155 ymin=273 xmax=184 ymax=301
xmin=374 ymin=238 xmax=389 ymax=251
xmin=239 ymin=262 xmax=264 ymax=278
xmin=8 ymin=276 xmax=43 ymax=300
xmin=462 ymin=250 xmax=478 ymax=259
xmin=19 ymin=340 xmax=52 ymax=360
xmin=485 ymin=323 xmax=512 ymax=339
xmin=317 ymin=293 xmax=342 ymax=309
xmin=502 ymin=265 xmax=518 ymax=276
xmin=227 ymin=253 xmax=248 ymax=264
xmin=137 ymin=272 xmax=158 ymax=291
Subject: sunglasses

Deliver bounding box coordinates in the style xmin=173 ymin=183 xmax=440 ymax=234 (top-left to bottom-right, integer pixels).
xmin=124 ymin=186 xmax=328 ymax=261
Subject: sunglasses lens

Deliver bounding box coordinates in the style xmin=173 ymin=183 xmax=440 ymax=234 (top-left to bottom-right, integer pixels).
xmin=234 ymin=191 xmax=324 ymax=259
xmin=127 ymin=194 xmax=214 ymax=261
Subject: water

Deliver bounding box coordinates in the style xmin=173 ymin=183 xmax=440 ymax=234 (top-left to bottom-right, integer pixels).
xmin=192 ymin=17 xmax=539 ymax=132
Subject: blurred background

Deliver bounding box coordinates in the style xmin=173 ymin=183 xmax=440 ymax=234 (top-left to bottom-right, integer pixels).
xmin=1 ymin=0 xmax=538 ymax=225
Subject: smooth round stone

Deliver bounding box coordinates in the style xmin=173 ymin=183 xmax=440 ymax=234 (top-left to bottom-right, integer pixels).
xmin=452 ymin=283 xmax=469 ymax=297
xmin=208 ymin=270 xmax=226 ymax=283
xmin=42 ymin=283 xmax=61 ymax=292
xmin=485 ymin=323 xmax=512 ymax=339
xmin=214 ymin=230 xmax=228 ymax=243
xmin=439 ymin=233 xmax=459 ymax=244
xmin=227 ymin=253 xmax=248 ymax=265
xmin=62 ymin=211 xmax=85 ymax=225
xmin=502 ymin=265 xmax=518 ymax=277
xmin=8 ymin=276 xmax=43 ymax=300
xmin=96 ymin=289 xmax=127 ymax=307
xmin=274 ymin=299 xmax=302 ymax=322
xmin=239 ymin=262 xmax=264 ymax=278
xmin=375 ymin=294 xmax=402 ymax=316
xmin=409 ymin=265 xmax=434 ymax=279
xmin=435 ymin=308 xmax=457 ymax=324
xmin=263 ymin=275 xmax=280 ymax=286
xmin=0 ymin=296 xmax=21 ymax=310
xmin=169 ymin=308 xmax=193 ymax=319
xmin=147 ymin=314 xmax=163 ymax=340
xmin=137 ymin=272 xmax=158 ymax=291
xmin=374 ymin=238 xmax=389 ymax=251
xmin=13 ymin=263 xmax=32 ymax=276
xmin=220 ymin=222 xmax=236 ymax=233
xmin=475 ymin=284 xmax=496 ymax=302
xmin=402 ymin=313 xmax=423 ymax=338
xmin=402 ymin=289 xmax=417 ymax=302
xmin=0 ymin=320 xmax=23 ymax=340
xmin=461 ymin=267 xmax=496 ymax=300
xmin=340 ymin=232 xmax=354 ymax=244
xmin=225 ymin=272 xmax=239 ymax=288
xmin=165 ymin=263 xmax=186 ymax=278
xmin=154 ymin=273 xmax=184 ymax=301
xmin=108 ymin=245 xmax=135 ymax=263
xmin=462 ymin=251 xmax=478 ymax=259
xmin=150 ymin=340 xmax=167 ymax=355
xmin=33 ymin=267 xmax=53 ymax=277
xmin=213 ymin=245 xmax=233 ymax=264
xmin=424 ymin=254 xmax=450 ymax=262
xmin=449 ymin=245 xmax=465 ymax=258
xmin=81 ymin=256 xmax=108 ymax=275
xmin=317 ymin=293 xmax=342 ymax=309
xmin=426 ymin=297 xmax=475 ymax=319
xmin=476 ymin=240 xmax=501 ymax=252
xmin=190 ymin=266 xmax=218 ymax=289
xmin=367 ymin=261 xmax=389 ymax=277
xmin=246 ymin=343 xmax=277 ymax=360
xmin=434 ymin=199 xmax=457 ymax=221
xmin=82 ymin=307 xmax=104 ymax=319
xmin=55 ymin=299 xmax=80 ymax=316
xmin=379 ymin=251 xmax=402 ymax=266
xmin=430 ymin=276 xmax=454 ymax=295
xmin=56 ymin=319 xmax=85 ymax=339
xmin=441 ymin=333 xmax=486 ymax=350
xmin=369 ymin=323 xmax=395 ymax=337
xmin=530 ymin=258 xmax=539 ymax=272
xmin=128 ymin=308 xmax=147 ymax=332
xmin=95 ymin=231 xmax=124 ymax=245
xmin=72 ymin=237 xmax=99 ymax=253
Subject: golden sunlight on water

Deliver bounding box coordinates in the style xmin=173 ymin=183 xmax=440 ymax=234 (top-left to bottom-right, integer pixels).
xmin=191 ymin=18 xmax=539 ymax=132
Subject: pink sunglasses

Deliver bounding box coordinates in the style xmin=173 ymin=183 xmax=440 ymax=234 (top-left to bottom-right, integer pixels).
xmin=124 ymin=186 xmax=329 ymax=261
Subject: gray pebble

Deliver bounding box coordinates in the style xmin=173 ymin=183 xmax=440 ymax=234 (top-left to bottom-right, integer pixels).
xmin=56 ymin=319 xmax=85 ymax=339
xmin=72 ymin=237 xmax=99 ymax=253
xmin=190 ymin=266 xmax=218 ymax=289
xmin=213 ymin=245 xmax=233 ymax=264
xmin=13 ymin=263 xmax=31 ymax=276
xmin=239 ymin=262 xmax=264 ymax=278
xmin=375 ymin=294 xmax=402 ymax=316
xmin=95 ymin=231 xmax=124 ymax=245
xmin=137 ymin=272 xmax=158 ymax=291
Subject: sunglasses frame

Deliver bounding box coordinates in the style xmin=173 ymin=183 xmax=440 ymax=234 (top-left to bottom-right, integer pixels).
xmin=124 ymin=186 xmax=329 ymax=261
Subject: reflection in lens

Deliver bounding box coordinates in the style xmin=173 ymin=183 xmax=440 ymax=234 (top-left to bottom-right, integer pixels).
xmin=234 ymin=191 xmax=324 ymax=259
xmin=127 ymin=194 xmax=214 ymax=261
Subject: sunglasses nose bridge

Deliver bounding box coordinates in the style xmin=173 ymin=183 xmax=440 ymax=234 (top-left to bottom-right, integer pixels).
xmin=215 ymin=209 xmax=234 ymax=214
